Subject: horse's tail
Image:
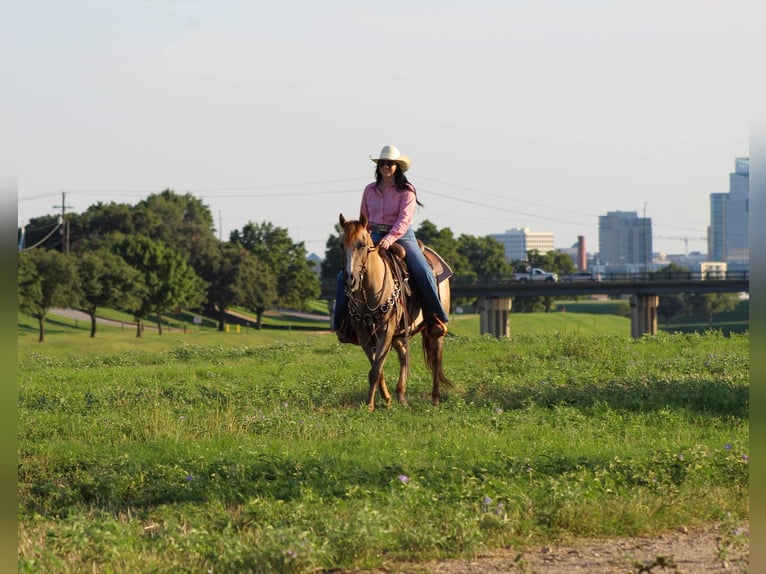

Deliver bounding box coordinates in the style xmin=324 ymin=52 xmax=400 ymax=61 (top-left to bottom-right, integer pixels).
xmin=421 ymin=331 xmax=453 ymax=388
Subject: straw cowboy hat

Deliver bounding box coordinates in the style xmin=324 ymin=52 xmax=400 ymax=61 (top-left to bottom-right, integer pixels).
xmin=370 ymin=145 xmax=411 ymax=172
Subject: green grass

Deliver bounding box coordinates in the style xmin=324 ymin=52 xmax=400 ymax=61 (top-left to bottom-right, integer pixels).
xmin=17 ymin=318 xmax=749 ymax=573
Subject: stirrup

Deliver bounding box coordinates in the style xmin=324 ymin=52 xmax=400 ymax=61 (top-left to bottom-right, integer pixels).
xmin=427 ymin=315 xmax=448 ymax=338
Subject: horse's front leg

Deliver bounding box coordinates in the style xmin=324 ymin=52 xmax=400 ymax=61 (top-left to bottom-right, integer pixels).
xmin=364 ymin=343 xmax=392 ymax=411
xmin=392 ymin=337 xmax=409 ymax=405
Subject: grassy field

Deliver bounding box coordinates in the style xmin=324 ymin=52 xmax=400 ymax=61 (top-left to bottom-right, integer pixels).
xmin=17 ymin=307 xmax=749 ymax=573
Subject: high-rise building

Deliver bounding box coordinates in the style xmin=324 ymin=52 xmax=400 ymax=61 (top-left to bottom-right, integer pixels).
xmin=709 ymin=157 xmax=749 ymax=266
xmin=598 ymin=211 xmax=652 ymax=269
xmin=490 ymin=227 xmax=555 ymax=262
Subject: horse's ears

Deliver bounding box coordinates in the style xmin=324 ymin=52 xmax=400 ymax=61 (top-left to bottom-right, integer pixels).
xmin=339 ymin=213 xmax=346 ymax=227
xmin=359 ymin=213 xmax=367 ymax=226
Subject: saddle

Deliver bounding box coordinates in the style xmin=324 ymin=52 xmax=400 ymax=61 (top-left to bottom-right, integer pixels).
xmin=338 ymin=242 xmax=452 ymax=345
xmin=386 ymin=242 xmax=452 ymax=285
xmin=382 ymin=242 xmax=452 ymax=334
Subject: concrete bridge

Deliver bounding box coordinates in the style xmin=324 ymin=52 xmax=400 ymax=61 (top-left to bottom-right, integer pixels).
xmin=321 ymin=271 xmax=749 ymax=338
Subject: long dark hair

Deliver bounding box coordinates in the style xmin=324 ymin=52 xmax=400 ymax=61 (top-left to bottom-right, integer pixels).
xmin=375 ymin=166 xmax=424 ymax=207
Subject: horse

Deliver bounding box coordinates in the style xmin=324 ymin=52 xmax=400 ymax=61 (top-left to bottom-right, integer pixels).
xmin=338 ymin=213 xmax=452 ymax=411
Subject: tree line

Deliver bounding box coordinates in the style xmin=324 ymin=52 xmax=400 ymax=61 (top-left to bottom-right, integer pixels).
xmin=20 ymin=189 xmax=581 ymax=341
xmin=20 ymin=189 xmax=733 ymax=342
xmin=654 ymin=263 xmax=740 ymax=327
xmin=18 ymin=190 xmax=320 ymax=341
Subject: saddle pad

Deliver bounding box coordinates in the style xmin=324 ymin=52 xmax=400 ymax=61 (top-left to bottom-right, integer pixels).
xmin=423 ymin=246 xmax=453 ymax=284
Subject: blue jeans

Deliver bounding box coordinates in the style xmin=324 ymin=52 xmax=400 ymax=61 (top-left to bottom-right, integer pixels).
xmin=333 ymin=227 xmax=449 ymax=330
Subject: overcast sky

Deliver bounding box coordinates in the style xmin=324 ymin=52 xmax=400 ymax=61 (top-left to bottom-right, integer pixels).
xmin=6 ymin=0 xmax=754 ymax=256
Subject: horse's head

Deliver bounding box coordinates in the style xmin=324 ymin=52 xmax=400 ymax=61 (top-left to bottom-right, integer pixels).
xmin=339 ymin=213 xmax=375 ymax=291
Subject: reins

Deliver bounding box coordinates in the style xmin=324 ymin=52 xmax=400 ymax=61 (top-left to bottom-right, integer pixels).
xmin=344 ymin=240 xmax=406 ymax=340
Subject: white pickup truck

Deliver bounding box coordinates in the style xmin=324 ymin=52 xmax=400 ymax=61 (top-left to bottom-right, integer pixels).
xmin=512 ymin=267 xmax=558 ymax=283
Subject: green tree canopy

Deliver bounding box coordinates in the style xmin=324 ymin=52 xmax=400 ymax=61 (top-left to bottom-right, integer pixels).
xmin=456 ymin=235 xmax=512 ymax=277
xmin=77 ymin=248 xmax=144 ymax=337
xmin=320 ymin=224 xmax=343 ymax=283
xmin=19 ymin=215 xmax=64 ymax=252
xmin=231 ymin=221 xmax=319 ymax=311
xmin=205 ymin=244 xmax=278 ymax=331
xmin=415 ymin=220 xmax=472 ymax=276
xmin=134 ymin=189 xmax=220 ymax=272
xmin=18 ymin=249 xmax=80 ymax=342
xmin=654 ymin=263 xmax=692 ymax=326
xmin=687 ymin=292 xmax=740 ymax=327
xmin=72 ymin=202 xmax=137 ymax=252
xmin=112 ymin=235 xmax=207 ymax=336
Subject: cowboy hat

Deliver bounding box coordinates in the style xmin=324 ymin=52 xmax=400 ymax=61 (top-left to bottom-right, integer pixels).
xmin=370 ymin=145 xmax=411 ymax=172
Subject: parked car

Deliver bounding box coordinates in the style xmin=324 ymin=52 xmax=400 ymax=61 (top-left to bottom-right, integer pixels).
xmin=561 ymin=271 xmax=601 ymax=282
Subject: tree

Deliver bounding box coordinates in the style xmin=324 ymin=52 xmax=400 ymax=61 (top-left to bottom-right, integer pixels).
xmin=456 ymin=235 xmax=512 ymax=278
xmin=134 ymin=189 xmax=220 ymax=274
xmin=320 ymin=224 xmax=343 ymax=283
xmin=657 ymin=294 xmax=687 ymax=327
xmin=526 ymin=249 xmax=577 ymax=278
xmin=231 ymin=222 xmax=319 ymax=311
xmin=415 ymin=220 xmax=472 ymax=276
xmin=77 ymin=249 xmax=144 ymax=337
xmin=18 ymin=249 xmax=80 ymax=342
xmin=687 ymin=292 xmax=740 ymax=327
xmin=71 ymin=201 xmax=137 ymax=252
xmin=653 ymin=263 xmax=692 ymax=327
xmin=19 ymin=215 xmax=64 ymax=252
xmin=205 ymin=244 xmax=278 ymax=331
xmin=112 ymin=235 xmax=207 ymax=336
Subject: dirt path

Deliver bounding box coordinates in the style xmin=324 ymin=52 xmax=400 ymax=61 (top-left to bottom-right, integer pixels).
xmin=339 ymin=522 xmax=748 ymax=573
xmin=48 ymin=308 xmax=181 ymax=332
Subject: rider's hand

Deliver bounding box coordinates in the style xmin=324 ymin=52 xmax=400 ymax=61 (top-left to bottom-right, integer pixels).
xmin=378 ymin=239 xmax=390 ymax=250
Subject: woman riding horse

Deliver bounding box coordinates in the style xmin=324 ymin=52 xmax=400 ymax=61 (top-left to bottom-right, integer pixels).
xmin=333 ymin=145 xmax=449 ymax=343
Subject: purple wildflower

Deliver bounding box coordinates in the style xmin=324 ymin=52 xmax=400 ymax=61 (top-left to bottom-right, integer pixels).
xmin=725 ymin=443 xmax=732 ymax=451
xmin=398 ymin=474 xmax=410 ymax=485
xmin=742 ymin=454 xmax=748 ymax=461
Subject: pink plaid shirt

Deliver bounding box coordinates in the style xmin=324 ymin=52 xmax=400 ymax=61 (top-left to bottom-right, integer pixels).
xmin=360 ymin=182 xmax=417 ymax=244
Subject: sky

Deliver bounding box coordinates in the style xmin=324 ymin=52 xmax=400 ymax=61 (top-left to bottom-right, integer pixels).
xmin=5 ymin=0 xmax=756 ymax=257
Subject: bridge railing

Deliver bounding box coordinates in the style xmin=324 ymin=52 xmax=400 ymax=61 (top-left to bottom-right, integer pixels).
xmin=320 ymin=270 xmax=749 ymax=299
xmin=450 ymin=270 xmax=749 ymax=285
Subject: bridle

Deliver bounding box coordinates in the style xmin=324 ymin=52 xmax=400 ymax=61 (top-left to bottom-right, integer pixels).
xmin=343 ymin=235 xmax=402 ymax=333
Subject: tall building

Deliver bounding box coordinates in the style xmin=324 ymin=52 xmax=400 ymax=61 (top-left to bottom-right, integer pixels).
xmin=490 ymin=227 xmax=555 ymax=262
xmin=709 ymin=157 xmax=749 ymax=266
xmin=598 ymin=211 xmax=652 ymax=269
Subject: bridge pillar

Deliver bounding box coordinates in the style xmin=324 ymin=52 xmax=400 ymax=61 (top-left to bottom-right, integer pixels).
xmin=478 ymin=297 xmax=513 ymax=338
xmin=630 ymin=294 xmax=659 ymax=338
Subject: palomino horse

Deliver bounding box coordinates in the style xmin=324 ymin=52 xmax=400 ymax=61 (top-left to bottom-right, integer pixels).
xmin=339 ymin=213 xmax=452 ymax=410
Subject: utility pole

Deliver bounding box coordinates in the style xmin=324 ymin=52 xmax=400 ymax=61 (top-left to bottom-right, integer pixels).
xmin=53 ymin=191 xmax=74 ymax=254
